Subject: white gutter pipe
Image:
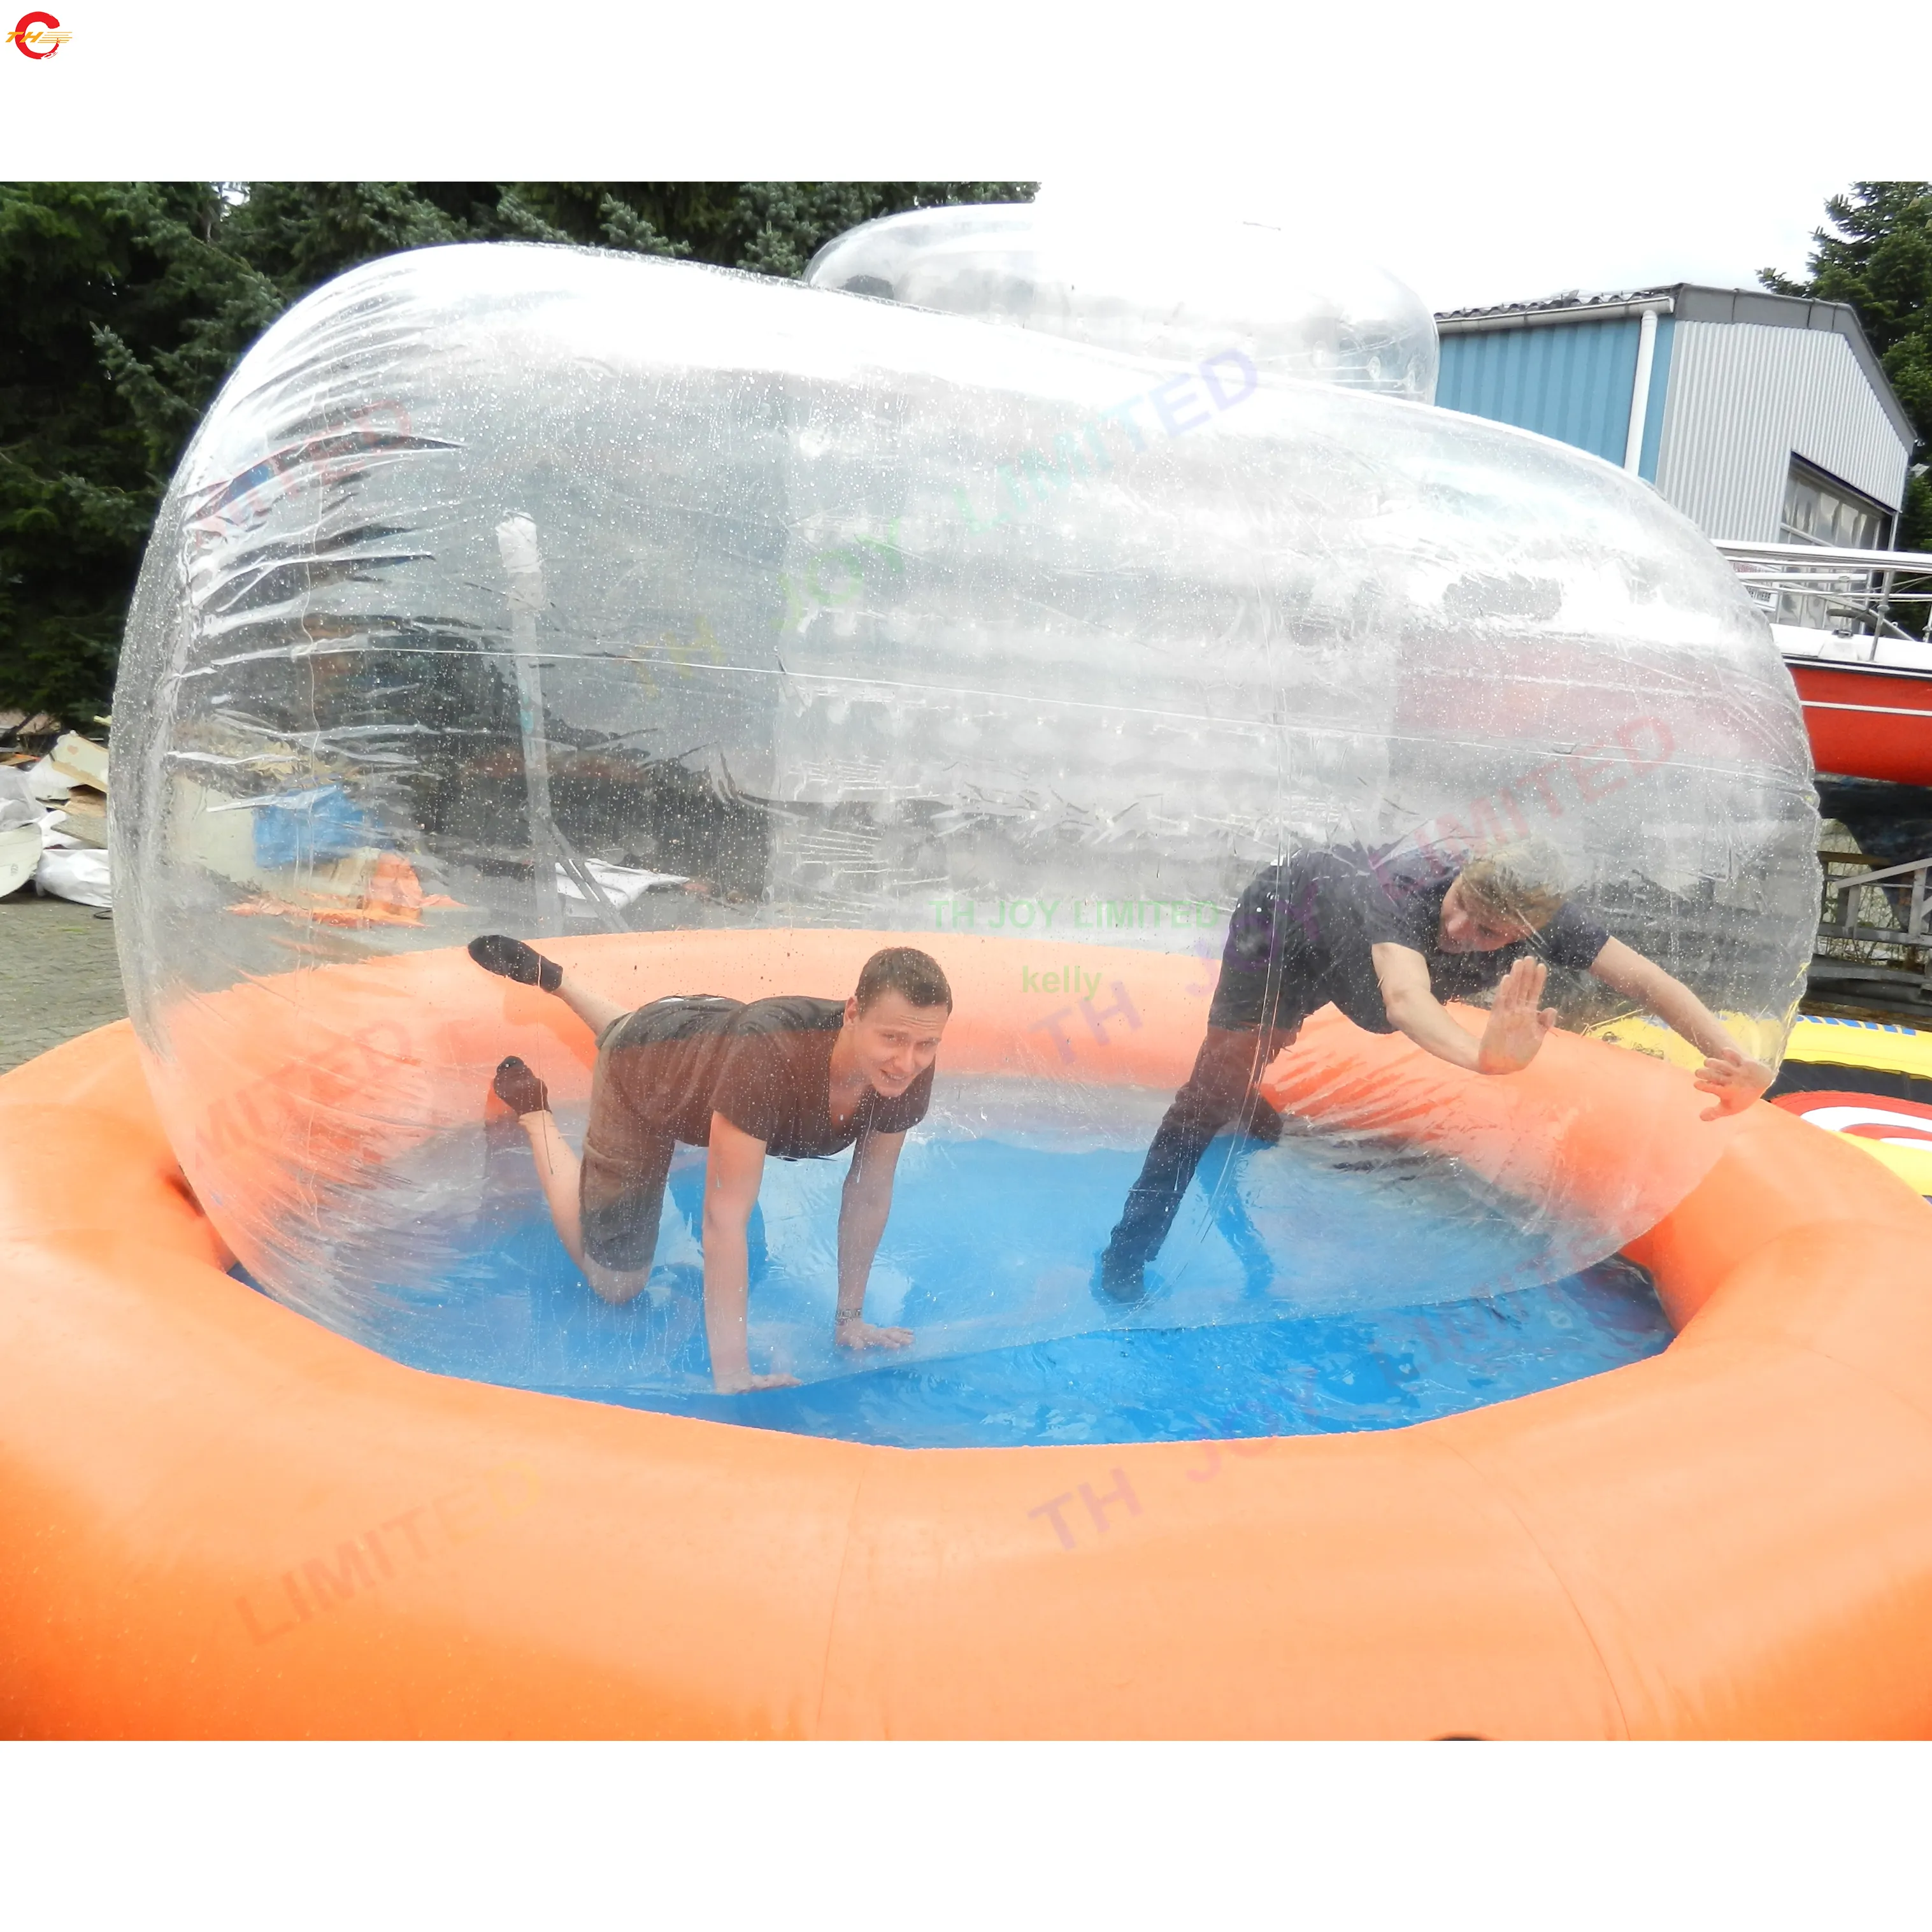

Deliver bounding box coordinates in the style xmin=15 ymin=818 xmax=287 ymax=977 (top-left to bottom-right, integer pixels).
xmin=1435 ymin=294 xmax=1674 ymax=334
xmin=1623 ymin=307 xmax=1659 ymax=475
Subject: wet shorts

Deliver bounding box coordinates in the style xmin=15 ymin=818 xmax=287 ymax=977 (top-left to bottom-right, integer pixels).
xmin=578 ymin=996 xmax=739 ymax=1273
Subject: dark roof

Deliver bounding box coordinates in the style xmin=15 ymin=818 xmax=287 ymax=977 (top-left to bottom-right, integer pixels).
xmin=1436 ymin=287 xmax=1675 ymax=324
xmin=1435 ymin=283 xmax=1914 ymax=447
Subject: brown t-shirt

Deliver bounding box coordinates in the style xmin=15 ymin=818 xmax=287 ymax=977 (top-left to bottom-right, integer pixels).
xmin=602 ymin=994 xmax=934 ymax=1157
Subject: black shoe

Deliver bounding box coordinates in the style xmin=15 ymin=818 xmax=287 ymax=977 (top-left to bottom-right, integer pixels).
xmin=1094 ymin=1249 xmax=1148 ymax=1306
xmin=492 ymin=1055 xmax=550 ymax=1116
xmin=468 ymin=933 xmax=562 ymax=993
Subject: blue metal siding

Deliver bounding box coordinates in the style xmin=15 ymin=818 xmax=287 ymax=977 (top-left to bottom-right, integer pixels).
xmin=1436 ymin=317 xmax=1672 ymax=479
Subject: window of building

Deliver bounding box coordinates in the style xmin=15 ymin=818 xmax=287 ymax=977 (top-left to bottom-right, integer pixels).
xmin=1781 ymin=458 xmax=1891 ymax=550
xmin=1777 ymin=458 xmax=1895 ymax=628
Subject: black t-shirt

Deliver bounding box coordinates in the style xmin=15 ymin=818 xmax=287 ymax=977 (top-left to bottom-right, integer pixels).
xmin=1220 ymin=845 xmax=1611 ymax=1034
xmin=605 ymin=994 xmax=934 ymax=1157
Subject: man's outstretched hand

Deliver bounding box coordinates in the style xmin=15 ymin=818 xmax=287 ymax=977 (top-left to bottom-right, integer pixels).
xmin=1477 ymin=958 xmax=1559 ymax=1075
xmin=836 ymin=1316 xmax=914 ymax=1352
xmin=1694 ymin=1047 xmax=1773 ymax=1120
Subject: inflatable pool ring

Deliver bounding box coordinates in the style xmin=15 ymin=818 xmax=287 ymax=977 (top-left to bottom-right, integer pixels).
xmin=1597 ymin=1007 xmax=1932 ymax=1200
xmin=5 ymin=933 xmax=1932 ymax=1739
xmin=134 ymin=931 xmax=1753 ymax=1313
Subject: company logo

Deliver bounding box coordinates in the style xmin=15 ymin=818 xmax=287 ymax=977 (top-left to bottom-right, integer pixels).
xmin=8 ymin=10 xmax=69 ymax=56
xmin=1773 ymin=1090 xmax=1932 ymax=1149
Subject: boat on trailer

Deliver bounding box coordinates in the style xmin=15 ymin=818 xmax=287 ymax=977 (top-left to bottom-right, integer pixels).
xmin=1721 ymin=540 xmax=1932 ymax=787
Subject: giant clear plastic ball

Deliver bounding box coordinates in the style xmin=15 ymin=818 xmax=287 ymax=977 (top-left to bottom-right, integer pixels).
xmin=805 ymin=201 xmax=1440 ymax=401
xmin=110 ymin=240 xmax=1817 ymax=1412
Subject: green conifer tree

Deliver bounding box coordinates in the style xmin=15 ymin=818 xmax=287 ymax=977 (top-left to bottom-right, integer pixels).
xmin=0 ymin=180 xmax=1034 ymax=720
xmin=1763 ymin=182 xmax=1932 ymax=562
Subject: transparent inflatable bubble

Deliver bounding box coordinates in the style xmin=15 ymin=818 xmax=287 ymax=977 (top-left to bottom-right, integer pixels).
xmin=805 ymin=201 xmax=1440 ymax=401
xmin=112 ymin=241 xmax=1816 ymax=1420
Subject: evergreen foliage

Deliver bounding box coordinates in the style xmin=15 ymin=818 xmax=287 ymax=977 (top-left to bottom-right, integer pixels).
xmin=1763 ymin=181 xmax=1932 ymax=557
xmin=0 ymin=181 xmax=1033 ymax=720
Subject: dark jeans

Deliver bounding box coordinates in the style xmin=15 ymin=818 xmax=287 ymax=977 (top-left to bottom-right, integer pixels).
xmin=1103 ymin=1024 xmax=1299 ymax=1275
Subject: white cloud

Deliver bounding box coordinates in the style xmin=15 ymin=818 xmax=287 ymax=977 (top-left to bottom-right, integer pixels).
xmin=1040 ymin=168 xmax=1857 ymax=316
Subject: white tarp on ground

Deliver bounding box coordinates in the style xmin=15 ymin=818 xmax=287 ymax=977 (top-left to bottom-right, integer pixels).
xmin=32 ymin=847 xmax=111 ymax=907
xmin=22 ymin=756 xmax=71 ymax=803
xmin=0 ymin=822 xmax=39 ymax=897
xmin=0 ymin=766 xmax=112 ymax=906
xmin=554 ymin=858 xmax=689 ymax=910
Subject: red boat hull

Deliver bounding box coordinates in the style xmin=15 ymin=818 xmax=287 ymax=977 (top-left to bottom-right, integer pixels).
xmin=1789 ymin=661 xmax=1932 ymax=787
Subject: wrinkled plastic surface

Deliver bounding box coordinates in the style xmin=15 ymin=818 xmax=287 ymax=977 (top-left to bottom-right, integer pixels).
xmin=806 ymin=203 xmax=1441 ymax=401
xmin=111 ymin=241 xmax=1818 ymax=1406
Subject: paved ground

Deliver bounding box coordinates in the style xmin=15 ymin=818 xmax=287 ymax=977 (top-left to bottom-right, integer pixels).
xmin=0 ymin=888 xmax=127 ymax=1075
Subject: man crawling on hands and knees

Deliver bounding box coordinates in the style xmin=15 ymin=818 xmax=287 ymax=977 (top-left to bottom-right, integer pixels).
xmin=471 ymin=939 xmax=952 ymax=1393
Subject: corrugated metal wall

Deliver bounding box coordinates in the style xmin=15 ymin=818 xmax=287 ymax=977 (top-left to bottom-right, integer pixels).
xmin=1652 ymin=322 xmax=1911 ymax=541
xmin=1435 ymin=317 xmax=1673 ymax=480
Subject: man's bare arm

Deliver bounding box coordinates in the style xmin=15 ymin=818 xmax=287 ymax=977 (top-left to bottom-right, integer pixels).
xmin=1586 ymin=937 xmax=1772 ymax=1118
xmin=836 ymin=1129 xmax=913 ymax=1352
xmin=1587 ymin=938 xmax=1741 ymax=1059
xmin=1373 ymin=944 xmax=1556 ymax=1075
xmin=702 ymin=1112 xmax=798 ymax=1393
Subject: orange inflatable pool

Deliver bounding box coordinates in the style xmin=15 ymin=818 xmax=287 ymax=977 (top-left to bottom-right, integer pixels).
xmin=4 ymin=931 xmax=1932 ymax=1738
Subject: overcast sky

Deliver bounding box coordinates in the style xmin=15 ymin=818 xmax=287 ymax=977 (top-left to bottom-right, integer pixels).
xmin=1036 ymin=166 xmax=1863 ymax=318
xmin=1278 ymin=172 xmax=1852 ymax=316
xmin=5 ymin=1 xmax=1915 ymax=329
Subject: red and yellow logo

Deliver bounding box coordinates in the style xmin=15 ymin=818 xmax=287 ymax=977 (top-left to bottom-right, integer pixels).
xmin=1773 ymin=1090 xmax=1932 ymax=1150
xmin=8 ymin=10 xmax=70 ymax=56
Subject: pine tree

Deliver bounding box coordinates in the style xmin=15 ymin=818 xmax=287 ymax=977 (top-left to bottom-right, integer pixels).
xmin=0 ymin=183 xmax=282 ymax=719
xmin=0 ymin=181 xmax=1036 ymax=720
xmin=1763 ymin=182 xmax=1932 ymax=557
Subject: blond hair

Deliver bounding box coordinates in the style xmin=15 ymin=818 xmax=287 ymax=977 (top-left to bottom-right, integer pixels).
xmin=1457 ymin=837 xmax=1570 ymax=929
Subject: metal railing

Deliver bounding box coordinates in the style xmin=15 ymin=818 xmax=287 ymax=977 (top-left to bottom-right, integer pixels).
xmin=1813 ymin=848 xmax=1932 ymax=1000
xmin=1718 ymin=540 xmax=1932 ymax=651
xmin=1708 ymin=543 xmax=1932 ymax=1004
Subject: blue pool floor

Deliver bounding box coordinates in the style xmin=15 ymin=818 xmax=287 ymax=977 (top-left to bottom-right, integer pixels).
xmin=267 ymin=1094 xmax=1675 ymax=1449
xmin=562 ymin=1256 xmax=1671 ymax=1448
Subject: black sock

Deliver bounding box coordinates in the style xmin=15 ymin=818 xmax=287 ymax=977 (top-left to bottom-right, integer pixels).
xmin=468 ymin=934 xmax=562 ymax=993
xmin=492 ymin=1055 xmax=550 ymax=1116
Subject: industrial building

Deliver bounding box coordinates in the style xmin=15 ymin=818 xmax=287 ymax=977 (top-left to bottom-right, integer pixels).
xmin=1434 ymin=284 xmax=1915 ymax=551
xmin=1435 ymin=280 xmax=1932 ymax=1008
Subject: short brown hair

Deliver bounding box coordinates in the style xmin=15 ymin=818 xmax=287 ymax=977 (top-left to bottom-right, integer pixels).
xmin=1457 ymin=837 xmax=1569 ymax=929
xmin=855 ymin=946 xmax=953 ymax=1013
